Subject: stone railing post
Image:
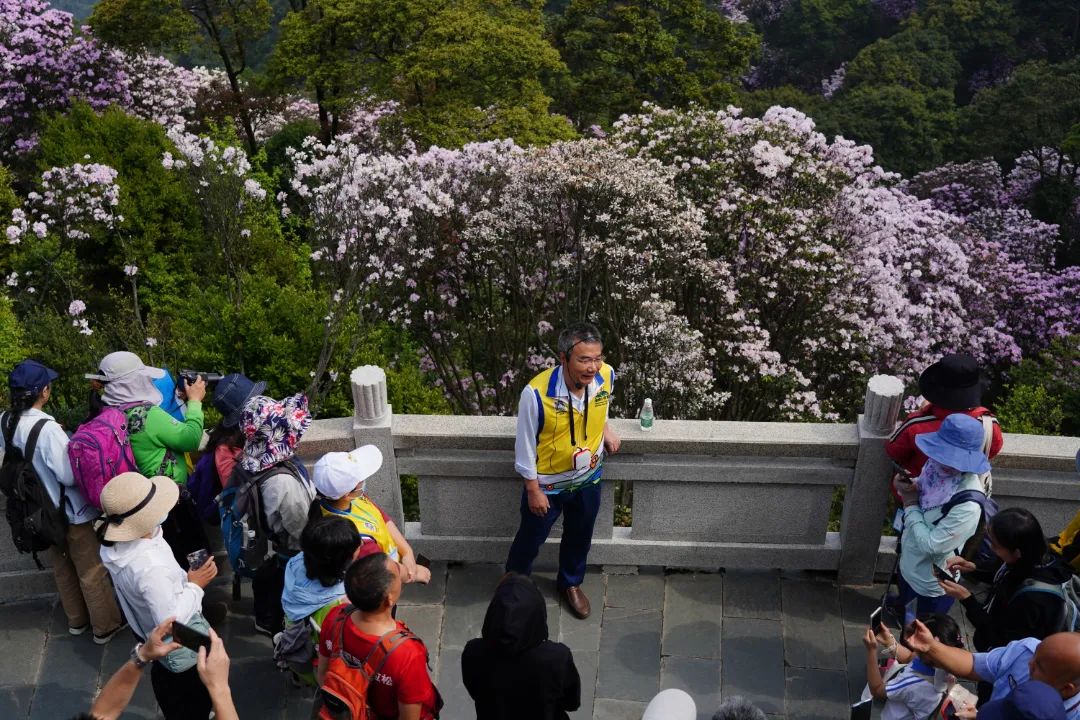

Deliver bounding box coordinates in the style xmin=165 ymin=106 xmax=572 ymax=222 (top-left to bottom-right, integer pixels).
xmin=838 ymin=375 xmax=904 ymax=584
xmin=351 ymin=366 xmax=404 ymax=528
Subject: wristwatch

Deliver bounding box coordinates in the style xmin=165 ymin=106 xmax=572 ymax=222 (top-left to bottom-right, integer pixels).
xmin=130 ymin=643 xmax=150 ymax=670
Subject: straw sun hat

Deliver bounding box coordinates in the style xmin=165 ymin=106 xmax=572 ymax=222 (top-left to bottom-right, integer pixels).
xmin=98 ymin=472 xmax=179 ymax=542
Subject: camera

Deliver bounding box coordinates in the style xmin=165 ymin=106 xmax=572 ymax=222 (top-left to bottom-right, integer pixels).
xmin=178 ymin=370 xmax=224 ymax=389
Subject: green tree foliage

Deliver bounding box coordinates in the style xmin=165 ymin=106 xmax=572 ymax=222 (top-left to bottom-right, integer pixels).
xmin=547 ymin=0 xmax=758 ymax=129
xmin=822 ymin=86 xmax=957 ymax=175
xmin=273 ymin=0 xmax=575 ymax=147
xmin=843 ymin=29 xmax=961 ymax=91
xmin=737 ymin=85 xmax=827 ymax=121
xmin=994 ymin=336 xmax=1080 ymax=437
xmin=754 ymin=0 xmax=886 ymax=91
xmin=90 ymin=0 xmax=272 ymax=152
xmin=959 ymin=59 xmax=1080 ymax=165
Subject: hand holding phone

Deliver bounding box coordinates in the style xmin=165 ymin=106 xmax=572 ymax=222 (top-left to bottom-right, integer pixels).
xmin=870 ymin=607 xmax=884 ymax=635
xmin=186 ymin=549 xmax=210 ymax=570
xmin=171 ymin=620 xmax=212 ymax=654
xmin=933 ymin=565 xmax=959 ymax=583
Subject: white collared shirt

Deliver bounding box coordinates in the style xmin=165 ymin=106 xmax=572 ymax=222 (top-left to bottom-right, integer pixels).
xmin=0 ymin=408 xmax=98 ymax=524
xmin=514 ymin=366 xmax=608 ymax=482
xmin=100 ymin=529 xmax=204 ymax=641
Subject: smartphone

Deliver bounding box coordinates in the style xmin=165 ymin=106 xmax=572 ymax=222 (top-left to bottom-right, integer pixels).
xmin=186 ymin=549 xmax=210 ymax=570
xmin=932 ymin=565 xmax=958 ymax=583
xmin=870 ymin=607 xmax=884 ymax=634
xmin=172 ymin=621 xmax=212 ymax=653
xmin=941 ymin=701 xmax=958 ymax=719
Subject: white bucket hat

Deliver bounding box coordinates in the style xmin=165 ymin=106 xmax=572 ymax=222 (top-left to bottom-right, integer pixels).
xmin=312 ymin=445 xmax=383 ymax=500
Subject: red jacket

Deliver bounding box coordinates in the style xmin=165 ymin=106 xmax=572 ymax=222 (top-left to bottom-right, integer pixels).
xmin=885 ymin=405 xmax=1003 ymax=478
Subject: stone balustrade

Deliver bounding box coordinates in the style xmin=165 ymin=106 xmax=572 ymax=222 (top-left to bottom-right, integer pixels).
xmin=1 ymin=371 xmax=1078 ymax=600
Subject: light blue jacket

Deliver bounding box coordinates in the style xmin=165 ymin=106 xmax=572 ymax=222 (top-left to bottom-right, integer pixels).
xmin=281 ymin=552 xmax=345 ymax=623
xmin=899 ymin=473 xmax=983 ymax=597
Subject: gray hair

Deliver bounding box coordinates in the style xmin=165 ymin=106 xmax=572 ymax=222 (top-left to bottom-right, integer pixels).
xmin=556 ymin=321 xmax=603 ymax=356
xmin=712 ymin=697 xmax=767 ymax=720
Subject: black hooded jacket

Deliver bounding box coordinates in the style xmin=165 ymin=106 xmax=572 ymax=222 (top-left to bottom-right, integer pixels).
xmin=961 ymin=554 xmax=1074 ymax=652
xmin=461 ymin=574 xmax=580 ymax=720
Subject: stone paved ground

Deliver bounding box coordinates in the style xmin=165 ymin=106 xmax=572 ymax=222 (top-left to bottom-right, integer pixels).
xmin=0 ymin=564 xmax=979 ymax=719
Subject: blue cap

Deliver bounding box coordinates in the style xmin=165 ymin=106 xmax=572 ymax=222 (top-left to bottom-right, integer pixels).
xmin=8 ymin=360 xmax=59 ymax=398
xmin=213 ymin=373 xmax=266 ymax=428
xmin=914 ymin=413 xmax=992 ymax=474
xmin=978 ymin=680 xmax=1065 ymax=720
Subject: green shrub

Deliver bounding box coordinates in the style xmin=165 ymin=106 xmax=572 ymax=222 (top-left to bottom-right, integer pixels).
xmin=994 ymin=337 xmax=1080 ymax=436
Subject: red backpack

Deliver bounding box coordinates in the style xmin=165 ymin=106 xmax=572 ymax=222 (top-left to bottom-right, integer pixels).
xmin=313 ymin=608 xmax=422 ymax=720
xmin=66 ymin=407 xmax=139 ymax=509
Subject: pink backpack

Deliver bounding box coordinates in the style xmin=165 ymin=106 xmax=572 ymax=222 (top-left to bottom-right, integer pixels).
xmin=67 ymin=407 xmax=140 ymax=509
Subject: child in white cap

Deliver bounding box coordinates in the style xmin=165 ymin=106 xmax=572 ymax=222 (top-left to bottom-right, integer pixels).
xmin=311 ymin=445 xmax=431 ymax=584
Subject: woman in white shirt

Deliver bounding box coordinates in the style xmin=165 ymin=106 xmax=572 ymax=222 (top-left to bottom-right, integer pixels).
xmin=1 ymin=360 xmax=124 ymax=642
xmin=98 ymin=471 xmax=219 ymax=719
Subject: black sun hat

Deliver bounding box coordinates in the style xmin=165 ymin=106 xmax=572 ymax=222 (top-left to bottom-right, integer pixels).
xmin=917 ymin=353 xmax=988 ymax=411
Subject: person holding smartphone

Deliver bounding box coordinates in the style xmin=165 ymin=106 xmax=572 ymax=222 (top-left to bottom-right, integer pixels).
xmin=889 ymin=414 xmax=989 ymax=623
xmin=863 ymin=614 xmax=966 ymax=720
xmin=98 ymin=472 xmax=219 ymax=719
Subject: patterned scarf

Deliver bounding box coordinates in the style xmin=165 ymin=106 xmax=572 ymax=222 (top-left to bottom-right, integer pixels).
xmin=240 ymin=393 xmax=311 ymax=473
xmin=917 ymin=458 xmax=964 ymax=511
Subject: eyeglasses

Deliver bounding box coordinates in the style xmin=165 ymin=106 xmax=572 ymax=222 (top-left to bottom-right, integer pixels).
xmin=573 ymin=355 xmax=604 ymax=366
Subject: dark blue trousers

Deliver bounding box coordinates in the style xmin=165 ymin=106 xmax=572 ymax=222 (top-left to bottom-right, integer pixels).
xmin=505 ymin=481 xmax=601 ymax=589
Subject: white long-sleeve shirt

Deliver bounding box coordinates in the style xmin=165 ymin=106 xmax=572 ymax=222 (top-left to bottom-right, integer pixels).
xmin=100 ymin=528 xmax=203 ymax=641
xmin=0 ymin=408 xmax=98 ymax=524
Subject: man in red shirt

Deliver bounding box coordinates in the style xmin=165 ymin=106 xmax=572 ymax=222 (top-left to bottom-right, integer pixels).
xmin=317 ymin=552 xmax=441 ymax=720
xmin=886 ymin=353 xmax=1004 ymax=478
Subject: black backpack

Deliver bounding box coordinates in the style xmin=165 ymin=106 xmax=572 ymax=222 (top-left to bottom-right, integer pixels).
xmin=0 ymin=413 xmax=69 ymax=567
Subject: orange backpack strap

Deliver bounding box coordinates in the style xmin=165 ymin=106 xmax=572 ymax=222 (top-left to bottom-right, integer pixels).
xmin=361 ymin=629 xmax=416 ymax=681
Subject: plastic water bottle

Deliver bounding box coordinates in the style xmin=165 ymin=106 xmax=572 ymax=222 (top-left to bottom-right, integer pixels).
xmin=640 ymin=398 xmax=654 ymax=432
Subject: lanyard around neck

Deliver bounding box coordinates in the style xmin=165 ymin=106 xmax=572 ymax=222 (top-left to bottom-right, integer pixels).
xmin=565 ymin=371 xmax=589 ymax=448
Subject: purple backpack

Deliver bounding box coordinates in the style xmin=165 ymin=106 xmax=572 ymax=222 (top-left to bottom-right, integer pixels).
xmin=67 ymin=407 xmax=140 ymax=510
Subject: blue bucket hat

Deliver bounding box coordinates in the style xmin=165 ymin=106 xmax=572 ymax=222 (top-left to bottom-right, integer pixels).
xmin=8 ymin=360 xmax=59 ymax=398
xmin=978 ymin=680 xmax=1065 ymax=720
xmin=914 ymin=413 xmax=992 ymax=474
xmin=213 ymin=373 xmax=266 ymax=428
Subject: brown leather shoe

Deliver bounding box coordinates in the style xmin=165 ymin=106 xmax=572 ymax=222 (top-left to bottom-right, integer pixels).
xmin=561 ymin=585 xmax=591 ymax=619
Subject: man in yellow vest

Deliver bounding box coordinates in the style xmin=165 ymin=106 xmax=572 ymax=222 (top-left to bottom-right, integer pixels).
xmin=505 ymin=322 xmax=621 ymax=619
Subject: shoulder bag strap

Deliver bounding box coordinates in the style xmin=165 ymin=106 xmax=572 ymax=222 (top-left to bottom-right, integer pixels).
xmin=363 ymin=630 xmax=414 ymax=681
xmin=331 ymin=604 xmax=356 ymax=659
xmin=23 ymin=419 xmax=51 ymax=460
xmin=1 ymin=411 xmax=13 ymax=448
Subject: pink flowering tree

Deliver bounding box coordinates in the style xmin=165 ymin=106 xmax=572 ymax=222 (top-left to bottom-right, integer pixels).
xmin=285 ymin=136 xmax=519 ymax=406
xmin=0 ymin=0 xmax=129 ymax=156
xmin=4 ymin=162 xmax=122 ymax=334
xmin=282 ymin=103 xmax=1080 ymax=421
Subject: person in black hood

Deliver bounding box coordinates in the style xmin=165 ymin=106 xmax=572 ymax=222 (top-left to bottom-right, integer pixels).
xmin=938 ymin=507 xmax=1073 ymax=703
xmin=462 ymin=573 xmax=580 ymax=720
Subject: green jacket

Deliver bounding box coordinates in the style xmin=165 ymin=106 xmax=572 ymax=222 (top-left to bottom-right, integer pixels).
xmin=126 ymin=401 xmax=204 ymax=485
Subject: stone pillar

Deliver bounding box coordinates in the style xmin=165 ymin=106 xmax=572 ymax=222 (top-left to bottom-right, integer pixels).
xmin=838 ymin=375 xmax=904 ymax=585
xmin=351 ymin=366 xmax=404 ymax=528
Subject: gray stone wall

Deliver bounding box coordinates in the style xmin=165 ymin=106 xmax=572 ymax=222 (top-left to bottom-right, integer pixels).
xmin=1 ymin=376 xmax=1078 ymax=601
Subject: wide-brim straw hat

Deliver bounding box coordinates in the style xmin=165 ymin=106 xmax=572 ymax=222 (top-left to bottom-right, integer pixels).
xmin=98 ymin=472 xmax=179 ymax=542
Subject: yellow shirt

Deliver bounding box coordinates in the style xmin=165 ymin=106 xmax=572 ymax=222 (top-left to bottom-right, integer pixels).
xmin=317 ymin=496 xmax=399 ymax=561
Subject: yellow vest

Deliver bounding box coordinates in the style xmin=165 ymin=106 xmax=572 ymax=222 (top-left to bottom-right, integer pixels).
xmin=527 ymin=363 xmax=614 ymax=490
xmin=318 ymin=496 xmax=400 ymax=561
